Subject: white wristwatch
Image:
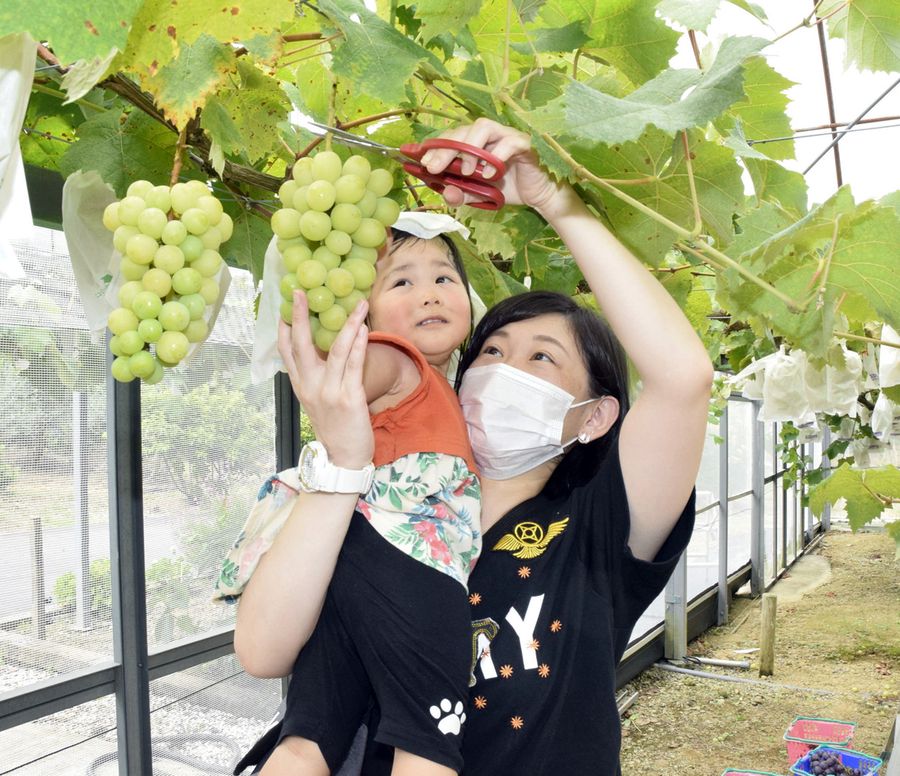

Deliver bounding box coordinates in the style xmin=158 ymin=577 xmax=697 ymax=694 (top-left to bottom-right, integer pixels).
xmin=297 ymin=441 xmax=375 ymax=494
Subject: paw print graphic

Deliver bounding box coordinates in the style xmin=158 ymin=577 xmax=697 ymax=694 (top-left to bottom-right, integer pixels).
xmin=429 ymin=698 xmax=467 ymax=735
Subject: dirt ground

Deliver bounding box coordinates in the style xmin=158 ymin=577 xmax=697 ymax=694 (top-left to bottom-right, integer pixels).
xmin=619 ymin=528 xmax=899 ymax=776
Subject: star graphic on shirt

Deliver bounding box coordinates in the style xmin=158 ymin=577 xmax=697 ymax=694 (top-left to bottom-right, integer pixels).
xmin=468 ymin=592 xmax=482 ymax=605
xmin=474 ymin=695 xmax=488 ymax=710
xmin=529 ymin=639 xmax=540 ymax=651
xmin=510 ymin=715 xmax=524 ymax=730
xmin=538 ymin=663 xmax=551 ymax=678
xmin=517 ymin=566 xmax=531 ymax=579
xmin=550 ymin=619 xmax=563 ymax=633
xmin=499 ymin=664 xmax=514 ymax=679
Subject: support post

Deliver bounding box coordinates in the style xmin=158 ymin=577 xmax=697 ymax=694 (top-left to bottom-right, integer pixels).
xmin=717 ymin=403 xmax=729 ymax=625
xmin=30 ymin=517 xmax=46 ymax=640
xmin=821 ymin=428 xmax=832 ymax=533
xmin=750 ymin=401 xmax=766 ymax=596
xmin=664 ymin=553 xmax=687 ymax=660
xmin=73 ymin=391 xmax=92 ymax=630
xmin=758 ymin=593 xmax=777 ymax=677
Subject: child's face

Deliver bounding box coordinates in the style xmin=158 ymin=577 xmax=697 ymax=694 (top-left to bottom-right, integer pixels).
xmin=368 ymin=238 xmax=471 ymax=372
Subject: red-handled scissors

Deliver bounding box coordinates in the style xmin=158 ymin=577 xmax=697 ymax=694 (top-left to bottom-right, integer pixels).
xmin=298 ymin=119 xmax=506 ymax=210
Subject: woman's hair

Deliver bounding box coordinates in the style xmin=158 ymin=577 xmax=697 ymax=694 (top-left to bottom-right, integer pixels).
xmin=455 ymin=290 xmax=630 ymax=497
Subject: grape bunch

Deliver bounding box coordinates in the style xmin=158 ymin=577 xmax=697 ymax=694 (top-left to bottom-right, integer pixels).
xmin=806 ymin=748 xmax=868 ymax=776
xmin=272 ymin=150 xmax=400 ymax=351
xmin=102 ymin=179 xmax=232 ymax=383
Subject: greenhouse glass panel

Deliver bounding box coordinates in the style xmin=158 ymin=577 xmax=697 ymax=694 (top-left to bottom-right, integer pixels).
xmin=728 ymin=402 xmax=753 ymax=497
xmin=727 ymin=494 xmax=752 ymax=575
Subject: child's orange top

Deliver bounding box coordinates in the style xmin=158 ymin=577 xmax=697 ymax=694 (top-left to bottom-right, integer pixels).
xmin=368 ymin=331 xmax=478 ymax=474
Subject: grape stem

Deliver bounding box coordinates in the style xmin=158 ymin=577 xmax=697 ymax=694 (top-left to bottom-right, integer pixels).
xmin=171 ymin=126 xmax=188 ymax=188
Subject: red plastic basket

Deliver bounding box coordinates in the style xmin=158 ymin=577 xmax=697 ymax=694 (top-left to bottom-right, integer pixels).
xmin=720 ymin=770 xmax=779 ymax=776
xmin=784 ymin=716 xmax=856 ymax=765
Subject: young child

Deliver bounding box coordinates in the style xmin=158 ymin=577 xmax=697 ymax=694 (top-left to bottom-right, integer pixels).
xmin=218 ymin=219 xmax=480 ymax=776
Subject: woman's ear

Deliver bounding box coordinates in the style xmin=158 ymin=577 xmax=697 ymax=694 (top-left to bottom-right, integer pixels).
xmin=578 ymin=396 xmax=620 ymax=443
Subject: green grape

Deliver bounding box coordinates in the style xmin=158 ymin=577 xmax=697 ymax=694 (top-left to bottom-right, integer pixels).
xmin=341 ymin=258 xmax=377 ymax=290
xmin=296 ymin=259 xmax=328 ymax=289
xmin=309 ymin=315 xmax=321 ymax=336
xmin=153 ymin=244 xmax=185 ymax=275
xmin=218 ymin=212 xmax=234 ymax=243
xmin=342 ymin=154 xmax=372 ymax=181
xmin=156 ymin=331 xmax=190 ymax=363
xmin=314 ymin=326 xmax=338 ymax=352
xmin=172 ymin=267 xmax=203 ymax=295
xmin=186 ymin=179 xmax=211 ymax=198
xmin=118 ymin=195 xmax=146 ymax=226
xmin=180 ymin=293 xmax=206 ymax=320
xmin=159 ymin=301 xmax=191 ymax=331
xmin=126 ymin=233 xmax=159 ymax=265
xmin=199 ymin=277 xmax=220 ymax=304
xmin=291 ymin=186 xmax=311 ymax=214
xmin=280 ymin=299 xmax=294 ymax=324
xmin=305 ymin=180 xmax=336 ymax=212
xmin=196 ymin=195 xmax=223 ymax=225
xmin=346 ymin=243 xmax=378 ymax=264
xmin=184 ymin=318 xmax=209 ymax=343
xmin=319 ymin=303 xmax=348 ymax=332
xmin=138 ymin=318 xmax=163 ymax=343
xmin=137 ymin=207 xmax=168 ymax=239
xmin=126 ymin=179 xmax=154 ymax=199
xmin=199 ymin=225 xmax=222 ymax=250
xmin=334 ymin=174 xmax=366 ymax=204
xmin=109 ymin=335 xmax=125 ymax=357
xmin=131 ymin=290 xmax=163 ymax=320
xmin=169 ymin=183 xmax=196 ymax=215
xmin=277 ymin=236 xmax=309 ymax=254
xmin=324 ymin=229 xmax=352 ymax=256
xmin=292 ymin=157 xmax=314 ymax=185
xmin=330 ymin=203 xmax=362 ymax=235
xmin=180 ymin=235 xmax=204 ymax=263
xmin=280 ymin=272 xmax=302 ymax=301
xmin=271 ymin=208 xmax=302 ymax=239
xmin=367 ymin=168 xmax=394 ymax=197
xmin=119 ymin=258 xmax=149 ymax=281
xmin=128 ymin=350 xmax=157 ymax=379
xmin=111 ymin=356 xmax=136 ymax=383
xmin=299 ymin=210 xmax=331 ymax=242
xmin=357 ymin=190 xmax=377 ymax=218
xmin=311 ymin=150 xmax=343 ymax=183
xmin=117 ymin=330 xmax=145 ymax=356
xmin=141 ymin=267 xmax=173 ymax=298
xmin=145 ymin=185 xmax=172 ymax=213
xmin=118 ymin=280 xmax=144 ymax=310
xmin=306 ymin=286 xmax=335 ymax=313
xmin=373 ymin=197 xmax=401 ymax=227
xmin=336 ymin=288 xmax=367 ymax=314
xmin=282 ymin=244 xmax=313 ymax=273
xmin=351 ymin=218 xmax=387 ymax=249
xmin=113 ymin=225 xmax=139 ymax=254
xmin=144 ymin=358 xmax=165 ymax=385
xmin=181 ymin=207 xmax=210 ymax=236
xmin=312 ymin=245 xmax=341 ymax=271
xmin=325 ymin=267 xmax=355 ymax=298
xmin=103 ymin=202 xmax=121 ymax=232
xmin=191 ymin=249 xmax=223 ymax=278
xmin=108 ymin=307 xmax=139 ymax=335
xmin=161 ymin=219 xmax=188 ymax=246
xmin=279 ymin=179 xmax=299 ymax=205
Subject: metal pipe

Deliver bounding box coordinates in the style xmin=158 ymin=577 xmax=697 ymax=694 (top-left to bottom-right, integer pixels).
xmin=717 ymin=403 xmax=729 ymax=625
xmin=812 ymin=0 xmax=843 ymax=186
xmin=653 ymin=662 xmax=836 ymax=695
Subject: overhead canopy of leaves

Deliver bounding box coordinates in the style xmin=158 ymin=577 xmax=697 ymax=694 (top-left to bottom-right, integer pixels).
xmin=823 ymin=0 xmax=900 ymax=73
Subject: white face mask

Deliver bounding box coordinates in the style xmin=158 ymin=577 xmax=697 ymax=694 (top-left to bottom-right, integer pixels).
xmin=458 ymin=363 xmax=596 ymax=480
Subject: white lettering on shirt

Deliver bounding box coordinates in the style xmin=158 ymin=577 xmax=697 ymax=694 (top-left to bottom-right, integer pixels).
xmin=505 ymin=594 xmax=544 ymax=670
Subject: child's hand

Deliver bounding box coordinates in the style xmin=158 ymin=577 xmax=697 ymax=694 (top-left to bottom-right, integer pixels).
xmin=419 ymin=118 xmax=568 ymax=215
xmin=277 ymin=291 xmax=375 ymax=469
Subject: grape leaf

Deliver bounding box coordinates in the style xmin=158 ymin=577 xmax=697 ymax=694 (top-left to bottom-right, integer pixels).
xmin=114 ymin=0 xmax=294 ymax=81
xmin=656 ymin=0 xmax=721 ymax=32
xmin=881 ymin=191 xmax=900 ymax=213
xmin=538 ymin=0 xmax=680 ymax=84
xmin=514 ymin=0 xmax=547 ymax=23
xmin=510 ymin=21 xmax=590 ymax=53
xmin=199 ymin=98 xmax=245 ymax=159
xmin=745 ymin=158 xmax=809 ymax=216
xmin=414 ymin=0 xmax=483 ymax=39
xmin=145 ymin=35 xmax=236 ymax=128
xmin=58 ymin=109 xmax=176 ymax=196
xmin=530 ymin=36 xmax=766 ymax=145
xmin=318 ymin=0 xmax=438 ymax=104
xmin=725 ymin=0 xmax=767 ymax=23
xmin=221 ymin=202 xmax=271 ymax=280
xmin=730 ymin=201 xmax=795 ymax=257
xmin=20 ymin=92 xmax=83 ymax=171
xmin=808 ymin=463 xmax=900 ymax=531
xmin=0 ymin=0 xmax=144 ymax=66
xmin=823 ymin=0 xmax=900 ymax=74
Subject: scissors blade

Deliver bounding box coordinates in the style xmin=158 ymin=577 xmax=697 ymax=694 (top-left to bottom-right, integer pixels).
xmin=294 ymin=118 xmax=399 ymax=158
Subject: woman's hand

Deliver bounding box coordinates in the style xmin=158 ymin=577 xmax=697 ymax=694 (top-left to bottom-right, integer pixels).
xmin=277 ymin=291 xmax=374 ymax=469
xmin=419 ymin=118 xmax=571 ymax=216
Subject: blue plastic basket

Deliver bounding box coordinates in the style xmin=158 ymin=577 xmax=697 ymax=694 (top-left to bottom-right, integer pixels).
xmin=789 ymin=745 xmax=882 ymax=776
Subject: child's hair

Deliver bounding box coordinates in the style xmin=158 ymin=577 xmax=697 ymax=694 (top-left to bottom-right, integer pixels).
xmin=455 ymin=290 xmax=630 ymax=496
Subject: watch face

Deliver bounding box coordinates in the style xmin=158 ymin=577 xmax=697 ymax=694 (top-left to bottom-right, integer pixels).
xmin=298 ymin=444 xmax=320 ymax=490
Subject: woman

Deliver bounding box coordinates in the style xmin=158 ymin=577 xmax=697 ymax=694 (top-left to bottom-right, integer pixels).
xmin=234 ymin=120 xmax=713 ymax=775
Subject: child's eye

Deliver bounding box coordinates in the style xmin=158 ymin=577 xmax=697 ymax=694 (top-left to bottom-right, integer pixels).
xmin=481 ymin=344 xmax=502 ymax=356
xmin=436 ymin=275 xmax=456 ymax=284
xmin=391 ymin=278 xmax=411 ymax=288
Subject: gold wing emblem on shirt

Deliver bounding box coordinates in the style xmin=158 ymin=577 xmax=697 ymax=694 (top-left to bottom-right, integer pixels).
xmin=492 ymin=517 xmax=569 ymax=559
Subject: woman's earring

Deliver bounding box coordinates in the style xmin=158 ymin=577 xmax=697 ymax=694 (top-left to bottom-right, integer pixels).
xmin=578 ymin=431 xmax=591 ymax=444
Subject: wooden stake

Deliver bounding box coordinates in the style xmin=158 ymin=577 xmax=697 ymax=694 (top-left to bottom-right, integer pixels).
xmin=759 ymin=593 xmax=777 ymax=676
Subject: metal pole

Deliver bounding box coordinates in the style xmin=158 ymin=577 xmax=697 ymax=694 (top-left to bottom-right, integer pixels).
xmin=106 ymin=353 xmax=152 ymax=775
xmin=73 ymin=391 xmax=92 ymax=631
xmin=664 ymin=553 xmax=688 ymax=660
xmin=750 ymin=401 xmax=765 ymax=596
xmin=821 ymin=428 xmax=831 ymax=533
xmin=717 ymin=403 xmax=729 ymax=625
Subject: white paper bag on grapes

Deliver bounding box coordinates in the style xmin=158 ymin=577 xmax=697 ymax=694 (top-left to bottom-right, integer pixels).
xmin=250 ymin=233 xmax=288 ymax=383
